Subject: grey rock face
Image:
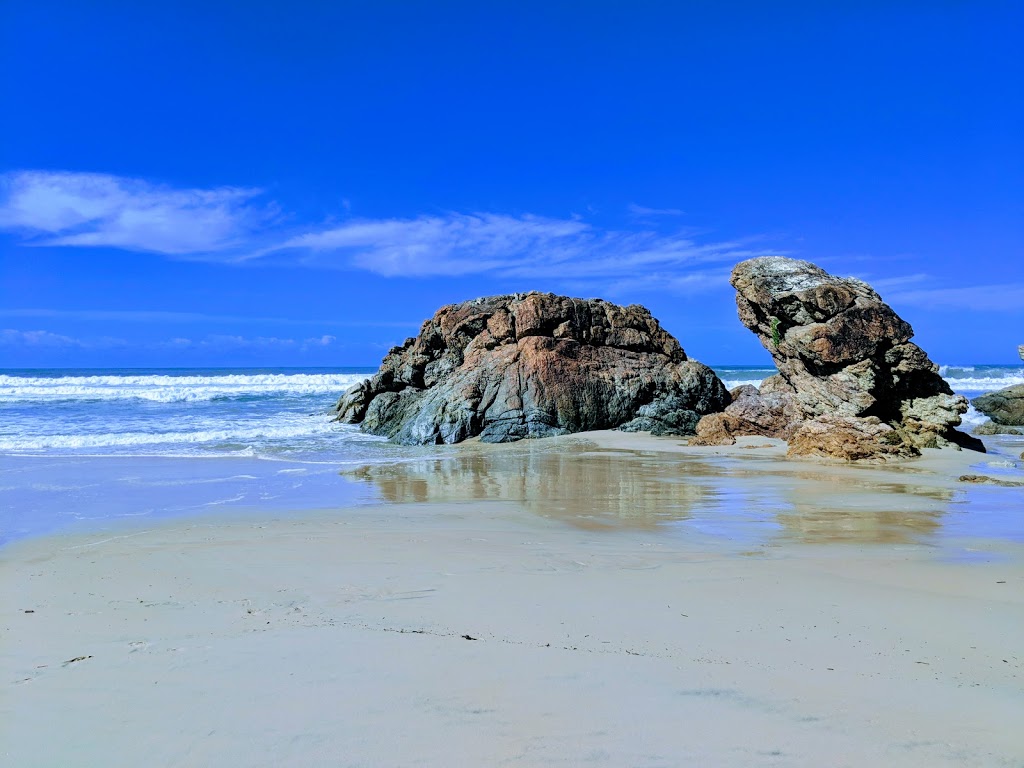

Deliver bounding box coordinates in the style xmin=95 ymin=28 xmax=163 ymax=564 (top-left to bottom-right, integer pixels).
xmin=697 ymin=257 xmax=979 ymax=459
xmin=973 ymin=421 xmax=1023 ymax=436
xmin=336 ymin=292 xmax=730 ymax=445
xmin=972 ymin=385 xmax=1024 ymax=426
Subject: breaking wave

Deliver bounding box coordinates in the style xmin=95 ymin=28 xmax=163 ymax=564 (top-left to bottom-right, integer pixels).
xmin=0 ymin=372 xmax=368 ymax=403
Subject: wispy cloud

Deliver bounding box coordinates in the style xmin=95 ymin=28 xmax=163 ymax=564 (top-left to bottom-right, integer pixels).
xmin=576 ymin=268 xmax=733 ymax=298
xmin=0 ymin=307 xmax=420 ymax=328
xmin=163 ymin=334 xmax=342 ymax=351
xmin=886 ymin=283 xmax=1024 ymax=313
xmin=0 ymin=328 xmax=345 ymax=352
xmin=263 ymin=213 xmax=591 ymax=276
xmin=856 ymin=273 xmax=932 ymax=292
xmin=627 ymin=203 xmax=685 ymax=218
xmin=260 ymin=213 xmax=774 ymax=280
xmin=0 ymin=329 xmax=126 ymax=348
xmin=0 ymin=170 xmax=778 ymax=288
xmin=850 ymin=271 xmax=1024 ymax=314
xmin=0 ymin=170 xmax=273 ymax=255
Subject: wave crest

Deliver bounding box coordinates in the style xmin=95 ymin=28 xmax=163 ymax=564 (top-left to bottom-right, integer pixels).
xmin=0 ymin=372 xmax=369 ymax=403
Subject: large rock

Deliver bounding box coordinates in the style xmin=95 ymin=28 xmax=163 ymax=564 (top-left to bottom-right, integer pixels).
xmin=697 ymin=257 xmax=978 ymax=459
xmin=972 ymin=385 xmax=1024 ymax=426
xmin=336 ymin=292 xmax=730 ymax=445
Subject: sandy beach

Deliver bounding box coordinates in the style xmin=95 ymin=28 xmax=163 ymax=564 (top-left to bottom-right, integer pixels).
xmin=3 ymin=433 xmax=1022 ymax=767
xmin=5 ymin=2 xmax=1022 ymax=765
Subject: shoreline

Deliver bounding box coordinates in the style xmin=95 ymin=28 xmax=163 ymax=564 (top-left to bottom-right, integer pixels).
xmin=2 ymin=427 xmax=1022 ymax=548
xmin=3 ymin=433 xmax=1024 ymax=766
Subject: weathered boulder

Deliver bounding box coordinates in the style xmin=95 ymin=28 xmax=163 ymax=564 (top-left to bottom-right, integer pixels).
xmin=787 ymin=415 xmax=918 ymax=462
xmin=697 ymin=256 xmax=979 ymax=459
xmin=973 ymin=421 xmax=1023 ymax=436
xmin=972 ymin=385 xmax=1024 ymax=426
xmin=691 ymin=384 xmax=803 ymax=446
xmin=337 ymin=292 xmax=730 ymax=445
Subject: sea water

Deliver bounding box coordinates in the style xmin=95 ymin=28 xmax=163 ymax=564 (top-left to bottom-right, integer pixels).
xmin=1 ymin=364 xmax=1021 ymax=545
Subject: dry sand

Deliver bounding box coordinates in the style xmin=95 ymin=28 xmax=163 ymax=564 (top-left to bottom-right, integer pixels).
xmin=2 ymin=433 xmax=1022 ymax=767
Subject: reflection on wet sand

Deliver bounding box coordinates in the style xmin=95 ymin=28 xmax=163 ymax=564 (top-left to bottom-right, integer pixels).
xmin=347 ymin=444 xmax=980 ymax=545
xmin=710 ymin=466 xmax=958 ymax=544
xmin=773 ymin=482 xmax=952 ymax=544
xmin=348 ymin=449 xmax=715 ymax=530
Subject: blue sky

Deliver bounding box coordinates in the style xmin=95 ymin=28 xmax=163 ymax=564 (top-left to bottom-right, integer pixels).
xmin=1 ymin=1 xmax=1021 ymax=368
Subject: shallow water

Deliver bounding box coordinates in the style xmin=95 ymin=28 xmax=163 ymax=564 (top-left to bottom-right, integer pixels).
xmin=2 ymin=365 xmax=1022 ymax=547
xmin=348 ymin=444 xmax=1024 ymax=548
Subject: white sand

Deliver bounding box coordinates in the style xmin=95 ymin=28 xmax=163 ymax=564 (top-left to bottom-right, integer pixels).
xmin=3 ymin=435 xmax=1023 ymax=767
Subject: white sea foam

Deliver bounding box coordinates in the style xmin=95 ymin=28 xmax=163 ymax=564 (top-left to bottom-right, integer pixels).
xmin=0 ymin=372 xmax=368 ymax=403
xmin=720 ymin=369 xmax=1024 ymax=394
xmin=3 ymin=365 xmax=1019 ymax=459
xmin=0 ymin=415 xmax=350 ymax=452
xmin=959 ymin=405 xmax=990 ymax=429
xmin=944 ymin=374 xmax=1024 ymax=392
xmin=720 ymin=379 xmax=770 ymax=390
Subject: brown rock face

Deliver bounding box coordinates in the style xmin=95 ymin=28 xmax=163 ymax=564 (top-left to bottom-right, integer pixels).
xmin=691 ymin=385 xmax=803 ymax=446
xmin=787 ymin=415 xmax=919 ymax=462
xmin=336 ymin=292 xmax=730 ymax=445
xmin=696 ymin=257 xmax=978 ymax=460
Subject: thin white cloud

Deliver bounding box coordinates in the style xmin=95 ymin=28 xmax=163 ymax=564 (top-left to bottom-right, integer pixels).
xmin=0 ymin=329 xmax=79 ymax=347
xmin=886 ymin=283 xmax=1024 ymax=313
xmin=261 ymin=213 xmax=774 ymax=280
xmin=848 ymin=272 xmax=932 ymax=293
xmin=266 ymin=213 xmax=591 ymax=276
xmin=306 ymin=334 xmax=336 ymax=346
xmin=627 ymin=203 xmax=685 ymax=217
xmin=0 ymin=169 xmax=779 ymax=290
xmin=0 ymin=307 xmax=419 ymax=328
xmin=581 ymin=269 xmax=734 ymax=298
xmin=0 ymin=329 xmax=126 ymax=348
xmin=199 ymin=334 xmax=297 ymax=348
xmin=156 ymin=334 xmax=342 ymax=351
xmin=0 ymin=170 xmax=271 ymax=254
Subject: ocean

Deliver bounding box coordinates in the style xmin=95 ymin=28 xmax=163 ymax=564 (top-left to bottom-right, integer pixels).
xmin=2 ymin=365 xmax=1018 ymax=460
xmin=1 ymin=364 xmax=1021 ymax=545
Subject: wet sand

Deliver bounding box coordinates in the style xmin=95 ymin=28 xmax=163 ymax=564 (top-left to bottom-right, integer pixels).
xmin=3 ymin=433 xmax=1023 ymax=767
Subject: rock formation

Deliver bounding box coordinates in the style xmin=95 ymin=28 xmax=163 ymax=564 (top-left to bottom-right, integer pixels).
xmin=693 ymin=257 xmax=978 ymax=460
xmin=336 ymin=292 xmax=730 ymax=445
xmin=973 ymin=421 xmax=1022 ymax=436
xmin=972 ymin=385 xmax=1024 ymax=426
xmin=689 ymin=384 xmax=804 ymax=445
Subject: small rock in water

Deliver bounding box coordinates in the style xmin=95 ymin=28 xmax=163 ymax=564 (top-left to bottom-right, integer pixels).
xmin=974 ymin=421 xmax=1023 ymax=436
xmin=972 ymin=385 xmax=1024 ymax=427
xmin=959 ymin=474 xmax=1024 ymax=487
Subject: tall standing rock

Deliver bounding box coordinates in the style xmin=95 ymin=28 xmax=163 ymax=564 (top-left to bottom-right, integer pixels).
xmin=337 ymin=292 xmax=730 ymax=445
xmin=694 ymin=257 xmax=978 ymax=459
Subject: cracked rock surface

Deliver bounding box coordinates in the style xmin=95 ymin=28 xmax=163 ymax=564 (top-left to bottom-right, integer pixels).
xmin=336 ymin=292 xmax=729 ymax=445
xmin=694 ymin=257 xmax=978 ymax=460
